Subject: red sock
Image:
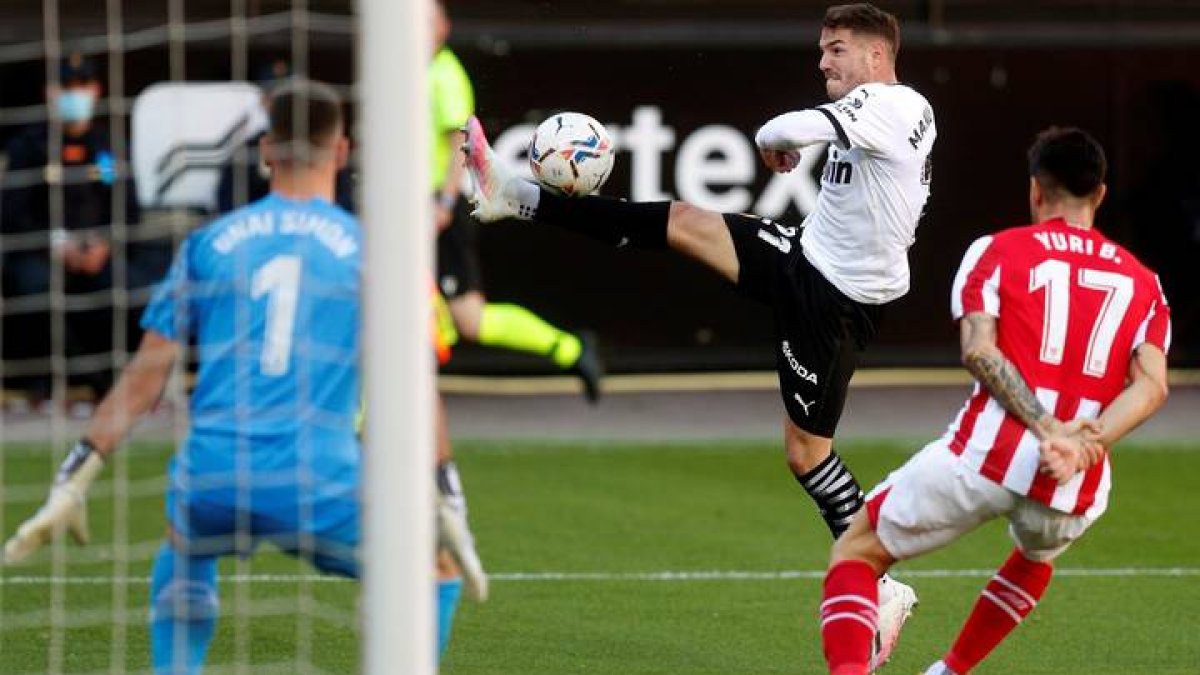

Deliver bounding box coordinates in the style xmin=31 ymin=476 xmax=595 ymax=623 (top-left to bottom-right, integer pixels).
xmin=944 ymin=548 xmax=1054 ymax=674
xmin=820 ymin=560 xmax=878 ymax=675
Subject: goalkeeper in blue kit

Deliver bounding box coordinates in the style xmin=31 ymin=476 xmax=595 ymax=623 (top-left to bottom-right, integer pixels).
xmin=5 ymin=80 xmax=367 ymax=672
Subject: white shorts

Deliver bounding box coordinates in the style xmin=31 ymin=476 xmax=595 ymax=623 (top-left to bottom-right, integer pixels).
xmin=865 ymin=440 xmax=1101 ymax=563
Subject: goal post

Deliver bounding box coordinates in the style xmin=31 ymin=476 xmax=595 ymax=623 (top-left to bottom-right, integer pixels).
xmin=359 ymin=0 xmax=436 ymax=674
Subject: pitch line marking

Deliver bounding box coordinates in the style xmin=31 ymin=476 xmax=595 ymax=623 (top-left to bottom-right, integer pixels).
xmin=439 ymin=368 xmax=1200 ymax=395
xmin=2 ymin=567 xmax=1198 ymax=586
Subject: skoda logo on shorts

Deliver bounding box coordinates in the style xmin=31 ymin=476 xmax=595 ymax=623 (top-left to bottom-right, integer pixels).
xmin=781 ymin=341 xmax=818 ymax=385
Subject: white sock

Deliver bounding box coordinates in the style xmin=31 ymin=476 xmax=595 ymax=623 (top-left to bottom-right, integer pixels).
xmin=513 ymin=179 xmax=541 ymax=219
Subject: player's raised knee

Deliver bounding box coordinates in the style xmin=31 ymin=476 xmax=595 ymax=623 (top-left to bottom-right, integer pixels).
xmin=667 ymin=201 xmax=720 ymax=239
xmin=667 ymin=202 xmax=738 ymax=280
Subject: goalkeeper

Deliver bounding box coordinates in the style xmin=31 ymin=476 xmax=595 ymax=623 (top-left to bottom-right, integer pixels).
xmin=5 ymin=80 xmax=365 ymax=672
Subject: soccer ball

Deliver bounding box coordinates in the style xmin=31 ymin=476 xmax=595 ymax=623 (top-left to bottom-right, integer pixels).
xmin=528 ymin=112 xmax=615 ymax=196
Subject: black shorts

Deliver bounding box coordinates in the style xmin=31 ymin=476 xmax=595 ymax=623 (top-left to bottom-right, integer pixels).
xmin=725 ymin=213 xmax=884 ymax=438
xmin=436 ymin=196 xmax=483 ymax=299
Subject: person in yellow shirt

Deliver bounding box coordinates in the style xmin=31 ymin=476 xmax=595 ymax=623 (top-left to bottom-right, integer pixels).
xmin=430 ymin=0 xmax=603 ymax=402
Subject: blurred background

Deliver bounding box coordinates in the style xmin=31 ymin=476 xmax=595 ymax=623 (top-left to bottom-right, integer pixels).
xmin=2 ymin=5 xmax=1198 ymax=673
xmin=2 ymin=0 xmax=1198 ymax=394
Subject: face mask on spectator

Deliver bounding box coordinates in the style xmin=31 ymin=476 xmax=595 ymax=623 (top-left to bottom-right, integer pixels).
xmin=57 ymin=89 xmax=96 ymax=123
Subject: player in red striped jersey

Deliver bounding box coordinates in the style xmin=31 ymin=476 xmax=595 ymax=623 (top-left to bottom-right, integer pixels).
xmin=815 ymin=126 xmax=1171 ymax=675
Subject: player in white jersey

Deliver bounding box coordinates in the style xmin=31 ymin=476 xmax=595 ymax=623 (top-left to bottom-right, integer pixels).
xmin=463 ymin=3 xmax=931 ymax=666
xmin=816 ymin=127 xmax=1170 ymax=675
xmin=756 ymin=66 xmax=933 ymax=306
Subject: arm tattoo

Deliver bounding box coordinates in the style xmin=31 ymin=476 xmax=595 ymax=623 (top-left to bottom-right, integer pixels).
xmin=964 ymin=349 xmax=1049 ymax=430
xmin=961 ymin=313 xmax=1051 ymax=435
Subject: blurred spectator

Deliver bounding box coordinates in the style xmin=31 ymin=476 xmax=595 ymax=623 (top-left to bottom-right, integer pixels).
xmin=0 ymin=53 xmax=170 ymax=403
xmin=214 ymin=58 xmax=355 ymax=214
xmin=430 ymin=0 xmax=602 ymax=401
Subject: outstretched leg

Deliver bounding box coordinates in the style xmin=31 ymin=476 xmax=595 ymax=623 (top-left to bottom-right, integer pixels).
xmin=462 ymin=116 xmax=740 ymax=283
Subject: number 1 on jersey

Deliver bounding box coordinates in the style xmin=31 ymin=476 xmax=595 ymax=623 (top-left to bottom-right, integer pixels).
xmin=1029 ymin=260 xmax=1133 ymax=378
xmin=252 ymin=255 xmax=302 ymax=377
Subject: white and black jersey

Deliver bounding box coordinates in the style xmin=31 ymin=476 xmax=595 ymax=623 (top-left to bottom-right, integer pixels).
xmin=748 ymin=83 xmax=936 ymax=302
xmin=804 ymin=83 xmax=935 ymax=304
xmin=738 ymin=82 xmax=935 ymax=435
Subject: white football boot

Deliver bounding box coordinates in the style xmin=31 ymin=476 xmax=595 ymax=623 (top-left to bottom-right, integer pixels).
xmin=922 ymin=661 xmax=957 ymax=675
xmin=872 ymin=574 xmax=918 ymax=671
xmin=461 ymin=115 xmax=534 ymax=222
xmin=436 ymin=493 xmax=489 ymax=602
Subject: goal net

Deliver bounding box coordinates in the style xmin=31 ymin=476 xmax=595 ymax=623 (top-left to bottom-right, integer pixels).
xmin=0 ymin=1 xmax=431 ymax=673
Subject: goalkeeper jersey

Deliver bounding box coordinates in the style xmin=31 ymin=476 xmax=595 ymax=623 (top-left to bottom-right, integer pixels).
xmin=141 ymin=193 xmax=361 ymax=486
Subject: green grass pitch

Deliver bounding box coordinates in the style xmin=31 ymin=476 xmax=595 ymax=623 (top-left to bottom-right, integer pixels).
xmin=2 ymin=439 xmax=1198 ymax=673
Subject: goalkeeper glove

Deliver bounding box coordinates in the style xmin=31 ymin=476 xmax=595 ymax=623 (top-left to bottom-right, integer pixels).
xmin=435 ymin=462 xmax=487 ymax=602
xmin=3 ymin=439 xmax=106 ymax=565
xmin=436 ymin=493 xmax=488 ymax=603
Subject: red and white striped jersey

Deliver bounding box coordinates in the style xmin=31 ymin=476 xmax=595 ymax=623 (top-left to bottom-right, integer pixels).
xmin=945 ymin=217 xmax=1171 ymax=516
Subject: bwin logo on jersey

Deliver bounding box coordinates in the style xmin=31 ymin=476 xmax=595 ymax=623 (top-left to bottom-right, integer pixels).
xmin=822 ymin=159 xmax=853 ymax=185
xmin=781 ymin=341 xmax=819 ymax=384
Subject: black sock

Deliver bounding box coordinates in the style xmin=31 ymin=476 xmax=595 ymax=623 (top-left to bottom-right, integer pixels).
xmin=794 ymin=451 xmax=864 ymax=539
xmin=536 ymin=189 xmax=670 ymax=249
